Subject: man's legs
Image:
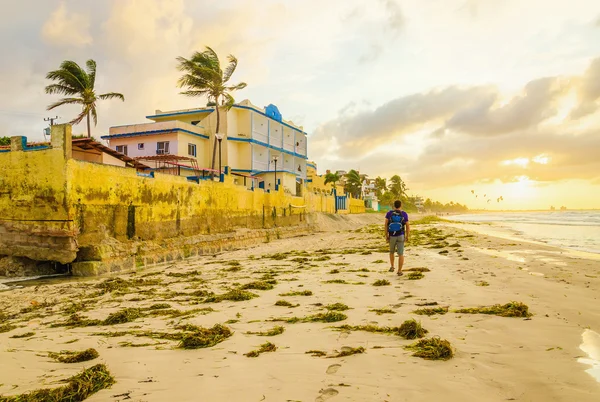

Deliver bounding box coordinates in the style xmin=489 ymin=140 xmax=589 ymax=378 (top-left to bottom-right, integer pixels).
xmin=389 ymin=251 xmax=395 ymax=270
xmin=396 ymin=236 xmax=405 ymax=274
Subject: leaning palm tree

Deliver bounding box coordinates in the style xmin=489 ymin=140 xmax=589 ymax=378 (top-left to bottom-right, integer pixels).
xmin=45 ymin=60 xmax=124 ymax=138
xmin=176 ymin=47 xmax=247 ymax=178
xmin=324 ymin=172 xmax=341 ymax=192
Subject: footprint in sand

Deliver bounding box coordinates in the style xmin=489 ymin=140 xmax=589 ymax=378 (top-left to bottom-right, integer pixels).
xmin=326 ymin=364 xmax=342 ymax=374
xmin=315 ymin=388 xmax=339 ymax=401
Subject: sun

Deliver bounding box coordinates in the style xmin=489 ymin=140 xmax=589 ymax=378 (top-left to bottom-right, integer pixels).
xmin=504 ymin=176 xmax=536 ymax=203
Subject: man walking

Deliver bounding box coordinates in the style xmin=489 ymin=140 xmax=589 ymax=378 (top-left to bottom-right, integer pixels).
xmin=385 ymin=200 xmax=410 ymax=276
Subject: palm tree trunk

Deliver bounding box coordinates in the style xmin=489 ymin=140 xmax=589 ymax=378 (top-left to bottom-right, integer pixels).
xmin=211 ymin=103 xmax=220 ymax=180
xmin=86 ymin=112 xmax=91 ymax=138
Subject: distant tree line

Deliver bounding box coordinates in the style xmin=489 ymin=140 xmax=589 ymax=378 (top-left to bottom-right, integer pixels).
xmin=374 ymin=175 xmax=468 ymax=213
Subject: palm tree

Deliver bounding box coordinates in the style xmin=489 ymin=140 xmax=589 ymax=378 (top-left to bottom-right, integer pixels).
xmin=324 ymin=172 xmax=340 ymax=191
xmin=176 ymin=47 xmax=247 ymax=178
xmin=344 ymin=169 xmax=362 ymax=198
xmin=374 ymin=176 xmax=387 ymax=199
xmin=389 ymin=175 xmax=408 ymax=200
xmin=45 ymin=60 xmax=124 ymax=138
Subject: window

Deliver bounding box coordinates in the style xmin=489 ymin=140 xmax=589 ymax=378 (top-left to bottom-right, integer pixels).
xmin=188 ymin=143 xmax=197 ymax=157
xmin=116 ymin=145 xmax=128 ymax=156
xmin=157 ymin=141 xmax=170 ymax=155
xmin=138 ymin=143 xmax=144 ymax=150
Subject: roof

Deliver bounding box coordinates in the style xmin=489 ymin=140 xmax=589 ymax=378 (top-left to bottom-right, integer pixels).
xmin=72 ymin=138 xmax=149 ymax=170
xmin=133 ymin=154 xmax=197 ymax=162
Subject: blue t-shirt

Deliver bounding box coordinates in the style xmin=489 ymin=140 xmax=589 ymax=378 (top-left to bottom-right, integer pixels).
xmin=385 ymin=210 xmax=409 ymax=237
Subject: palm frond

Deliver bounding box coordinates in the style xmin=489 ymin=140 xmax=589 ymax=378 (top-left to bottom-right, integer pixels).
xmin=46 ymin=69 xmax=86 ymax=93
xmin=222 ymin=55 xmax=238 ymax=83
xmin=98 ymin=92 xmax=125 ymax=101
xmin=222 ymin=93 xmax=235 ymax=110
xmin=58 ymin=60 xmax=89 ymax=89
xmin=47 ymin=97 xmax=85 ymax=111
xmin=69 ymin=108 xmax=88 ymax=125
xmin=45 ymin=84 xmax=79 ymax=96
xmin=226 ymin=82 xmax=247 ymax=91
xmin=91 ymin=106 xmax=98 ymax=126
xmin=176 ymin=58 xmax=222 ymax=85
xmin=86 ymin=59 xmax=97 ymax=88
xmin=179 ymin=90 xmax=211 ymax=98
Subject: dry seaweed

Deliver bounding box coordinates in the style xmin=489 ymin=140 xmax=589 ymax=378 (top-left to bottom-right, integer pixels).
xmin=372 ymin=279 xmax=390 ymax=286
xmin=244 ymin=342 xmax=277 ymax=357
xmin=48 ymin=348 xmax=99 ymax=363
xmin=240 ymin=281 xmax=276 ymax=291
xmin=305 ymin=350 xmax=327 ymax=357
xmin=405 ymin=337 xmax=453 ymax=360
xmin=246 ymin=326 xmax=285 ymax=336
xmin=454 ymin=302 xmax=531 ymax=317
xmin=9 ymin=332 xmax=35 ymax=339
xmin=278 ymin=290 xmax=313 ymax=296
xmin=407 ymin=272 xmax=424 ymax=280
xmin=0 ymin=324 xmax=17 ymax=334
xmin=103 ymin=308 xmax=143 ymax=325
xmin=274 ymin=311 xmax=347 ymax=323
xmin=204 ymin=289 xmax=258 ymax=303
xmin=274 ymin=300 xmax=299 ymax=308
xmin=398 ymin=319 xmax=428 ymax=339
xmin=325 ymin=303 xmax=350 ymax=311
xmin=405 ymin=267 xmax=431 ymax=272
xmin=0 ymin=364 xmax=114 ymax=402
xmin=328 ymin=346 xmax=365 ymax=358
xmin=412 ymin=307 xmax=448 ymax=316
xmin=178 ymin=324 xmax=233 ymax=349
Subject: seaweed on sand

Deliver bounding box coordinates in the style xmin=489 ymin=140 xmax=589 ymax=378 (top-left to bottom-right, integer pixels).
xmin=103 ymin=308 xmax=143 ymax=325
xmin=305 ymin=350 xmax=327 ymax=357
xmin=0 ymin=324 xmax=17 ymax=334
xmin=454 ymin=302 xmax=531 ymax=317
xmin=178 ymin=324 xmax=233 ymax=349
xmin=405 ymin=267 xmax=430 ymax=272
xmin=328 ymin=346 xmax=365 ymax=358
xmin=325 ymin=303 xmax=350 ymax=311
xmin=405 ymin=337 xmax=453 ymax=360
xmin=246 ymin=326 xmax=285 ymax=336
xmin=369 ymin=308 xmax=395 ymax=315
xmin=372 ymin=279 xmax=390 ymax=286
xmin=240 ymin=281 xmax=276 ymax=291
xmin=274 ymin=300 xmax=299 ymax=308
xmin=279 ymin=290 xmax=313 ymax=296
xmin=204 ymin=289 xmax=258 ymax=303
xmin=411 ymin=307 xmax=449 ymax=316
xmin=244 ymin=342 xmax=277 ymax=357
xmin=10 ymin=332 xmax=35 ymax=339
xmin=0 ymin=364 xmax=114 ymax=402
xmin=273 ymin=311 xmax=347 ymax=323
xmin=398 ymin=319 xmax=428 ymax=339
xmin=48 ymin=348 xmax=99 ymax=363
xmin=407 ymin=272 xmax=424 ymax=280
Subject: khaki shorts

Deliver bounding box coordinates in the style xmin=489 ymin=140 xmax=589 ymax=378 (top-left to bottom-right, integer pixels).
xmin=389 ymin=235 xmax=405 ymax=255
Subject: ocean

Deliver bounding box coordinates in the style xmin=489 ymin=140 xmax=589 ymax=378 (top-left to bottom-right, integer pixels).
xmin=447 ymin=210 xmax=600 ymax=255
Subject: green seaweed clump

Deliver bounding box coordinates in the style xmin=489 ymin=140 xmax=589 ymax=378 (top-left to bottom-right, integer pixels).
xmin=398 ymin=319 xmax=428 ymax=339
xmin=454 ymin=301 xmax=531 ymax=317
xmin=274 ymin=300 xmax=299 ymax=308
xmin=148 ymin=303 xmax=172 ymax=310
xmin=103 ymin=308 xmax=143 ymax=325
xmin=476 ymin=281 xmax=490 ymax=287
xmin=240 ymin=281 xmax=275 ymax=291
xmin=275 ymin=311 xmax=347 ymax=324
xmin=10 ymin=332 xmax=35 ymax=339
xmin=412 ymin=307 xmax=448 ymax=316
xmin=49 ymin=348 xmax=99 ymax=363
xmin=0 ymin=364 xmax=114 ymax=401
xmin=372 ymin=279 xmax=390 ymax=286
xmin=405 ymin=267 xmax=430 ymax=272
xmin=204 ymin=289 xmax=258 ymax=303
xmin=178 ymin=324 xmax=233 ymax=349
xmin=328 ymin=346 xmax=365 ymax=358
xmin=0 ymin=324 xmax=17 ymax=334
xmin=279 ymin=290 xmax=313 ymax=296
xmin=323 ymin=279 xmax=348 ymax=284
xmin=325 ymin=303 xmax=350 ymax=311
xmin=405 ymin=337 xmax=453 ymax=360
xmin=407 ymin=272 xmax=424 ymax=280
xmin=305 ymin=350 xmax=327 ymax=357
xmin=246 ymin=326 xmax=285 ymax=336
xmin=244 ymin=342 xmax=277 ymax=357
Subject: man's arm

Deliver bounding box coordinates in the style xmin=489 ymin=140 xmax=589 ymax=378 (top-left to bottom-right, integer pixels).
xmin=385 ymin=218 xmax=390 ymax=241
xmin=405 ymin=221 xmax=410 ymax=242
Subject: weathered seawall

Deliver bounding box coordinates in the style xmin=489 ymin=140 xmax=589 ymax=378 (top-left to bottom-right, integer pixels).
xmin=0 ymin=125 xmax=365 ymax=276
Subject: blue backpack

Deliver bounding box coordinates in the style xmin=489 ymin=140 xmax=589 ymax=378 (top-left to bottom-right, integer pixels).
xmin=388 ymin=211 xmax=405 ymax=235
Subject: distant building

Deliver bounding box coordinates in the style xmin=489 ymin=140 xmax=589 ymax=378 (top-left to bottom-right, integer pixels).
xmin=103 ymin=100 xmax=308 ymax=195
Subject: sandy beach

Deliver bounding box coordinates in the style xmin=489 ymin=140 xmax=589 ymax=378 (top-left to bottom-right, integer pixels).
xmin=1 ymin=213 xmax=599 ymax=401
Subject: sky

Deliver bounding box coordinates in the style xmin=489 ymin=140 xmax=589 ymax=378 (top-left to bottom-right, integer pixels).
xmin=1 ymin=0 xmax=600 ymax=210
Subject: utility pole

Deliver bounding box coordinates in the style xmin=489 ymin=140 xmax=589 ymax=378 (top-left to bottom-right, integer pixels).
xmin=43 ymin=116 xmax=59 ymax=140
xmin=44 ymin=116 xmax=59 ymax=126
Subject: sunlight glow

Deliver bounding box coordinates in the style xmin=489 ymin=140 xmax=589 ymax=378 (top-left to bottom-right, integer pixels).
xmin=533 ymin=154 xmax=550 ymax=164
xmin=502 ymin=157 xmax=529 ymax=168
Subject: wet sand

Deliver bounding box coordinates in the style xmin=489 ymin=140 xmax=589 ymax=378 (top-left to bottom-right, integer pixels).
xmin=0 ymin=214 xmax=599 ymax=401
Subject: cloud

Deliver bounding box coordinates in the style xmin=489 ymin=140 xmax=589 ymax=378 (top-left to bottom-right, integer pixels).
xmin=41 ymin=2 xmax=92 ymax=48
xmin=380 ymin=0 xmax=404 ymax=36
xmin=570 ymin=57 xmax=600 ymax=119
